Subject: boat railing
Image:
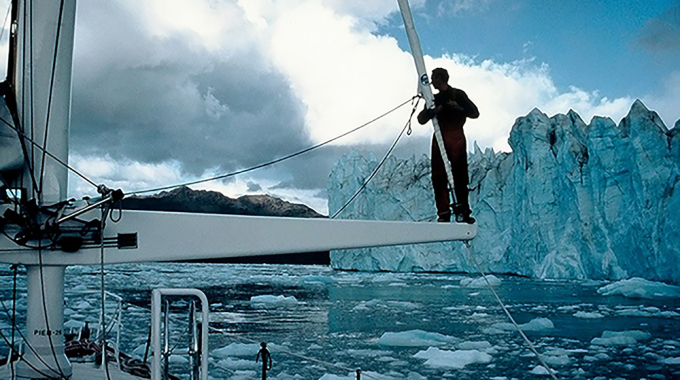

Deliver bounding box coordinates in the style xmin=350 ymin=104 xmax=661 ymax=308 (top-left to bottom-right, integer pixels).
xmin=151 ymin=288 xmax=209 ymax=380
xmin=67 ymin=290 xmax=124 ymax=364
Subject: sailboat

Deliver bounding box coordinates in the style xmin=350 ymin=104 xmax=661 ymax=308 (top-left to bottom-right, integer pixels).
xmin=0 ymin=0 xmax=475 ymax=378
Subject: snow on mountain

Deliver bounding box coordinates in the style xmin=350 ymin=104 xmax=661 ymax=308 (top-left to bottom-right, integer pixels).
xmin=328 ymin=100 xmax=680 ymax=283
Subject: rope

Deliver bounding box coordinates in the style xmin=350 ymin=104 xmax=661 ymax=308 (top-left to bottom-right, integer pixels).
xmin=99 ymin=205 xmax=112 ymax=379
xmin=128 ymin=96 xmax=421 ymax=197
xmin=331 ymin=95 xmax=422 ymax=219
xmin=464 ymin=242 xmax=559 ymax=379
xmin=10 ymin=265 xmax=18 ymax=379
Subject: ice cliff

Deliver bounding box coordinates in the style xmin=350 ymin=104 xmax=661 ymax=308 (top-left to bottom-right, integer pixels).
xmin=328 ymin=100 xmax=680 ymax=283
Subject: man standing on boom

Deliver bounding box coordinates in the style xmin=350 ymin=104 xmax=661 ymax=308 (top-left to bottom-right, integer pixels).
xmin=417 ymin=67 xmax=479 ymax=224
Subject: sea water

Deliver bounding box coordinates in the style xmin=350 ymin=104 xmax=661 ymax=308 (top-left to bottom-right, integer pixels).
xmin=1 ymin=263 xmax=679 ymax=379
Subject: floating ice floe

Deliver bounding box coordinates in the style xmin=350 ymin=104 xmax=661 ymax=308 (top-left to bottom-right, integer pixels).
xmin=486 ymin=317 xmax=554 ymax=334
xmin=573 ymin=311 xmax=604 ymax=319
xmin=458 ymin=341 xmax=492 ymax=351
xmin=228 ymin=370 xmax=258 ymax=380
xmin=302 ymin=275 xmax=336 ymax=285
xmin=414 ymin=347 xmax=492 ymax=369
xmin=590 ymin=330 xmax=651 ymax=346
xmin=73 ymin=300 xmax=92 ymax=309
xmin=530 ymin=365 xmax=554 ymax=375
xmin=216 ymin=357 xmax=258 ymax=370
xmin=661 ymin=357 xmax=680 ymax=365
xmin=542 ymin=348 xmax=572 ymax=366
xmin=167 ymin=354 xmax=188 ymax=364
xmin=250 ymin=294 xmax=298 ymax=308
xmin=212 ymin=343 xmax=260 ymax=358
xmin=613 ymin=305 xmax=680 ymax=318
xmin=597 ymin=278 xmax=680 ymax=299
xmin=345 ymin=349 xmax=392 ymax=358
xmin=378 ymin=330 xmax=458 ymax=347
xmin=319 ymin=371 xmax=401 ymax=380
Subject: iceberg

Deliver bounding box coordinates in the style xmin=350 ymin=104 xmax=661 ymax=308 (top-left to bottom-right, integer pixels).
xmin=328 ymin=101 xmax=680 ymax=283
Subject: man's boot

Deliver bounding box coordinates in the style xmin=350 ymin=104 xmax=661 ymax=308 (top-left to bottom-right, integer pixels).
xmin=437 ymin=211 xmax=451 ymax=223
xmin=453 ymin=203 xmax=475 ymax=224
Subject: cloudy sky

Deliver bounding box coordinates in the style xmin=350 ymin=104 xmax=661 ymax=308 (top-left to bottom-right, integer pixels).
xmin=3 ymin=0 xmax=678 ymax=214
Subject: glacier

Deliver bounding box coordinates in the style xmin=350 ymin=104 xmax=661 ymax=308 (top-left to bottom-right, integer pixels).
xmin=328 ymin=100 xmax=680 ymax=283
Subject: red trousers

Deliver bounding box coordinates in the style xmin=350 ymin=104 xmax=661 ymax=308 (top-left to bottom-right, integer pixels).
xmin=431 ymin=129 xmax=469 ymax=218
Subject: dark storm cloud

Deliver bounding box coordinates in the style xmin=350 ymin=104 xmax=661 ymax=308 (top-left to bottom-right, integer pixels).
xmin=636 ymin=3 xmax=680 ymax=54
xmin=70 ymin=1 xmax=310 ymax=178
xmin=246 ymin=181 xmax=262 ymax=192
xmin=67 ymin=1 xmax=436 ymax=200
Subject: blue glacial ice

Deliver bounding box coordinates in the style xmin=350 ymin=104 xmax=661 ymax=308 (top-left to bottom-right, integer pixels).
xmin=328 ymin=100 xmax=680 ymax=284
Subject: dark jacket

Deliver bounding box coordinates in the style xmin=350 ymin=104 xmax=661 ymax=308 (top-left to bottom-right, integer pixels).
xmin=417 ymin=87 xmax=479 ymax=131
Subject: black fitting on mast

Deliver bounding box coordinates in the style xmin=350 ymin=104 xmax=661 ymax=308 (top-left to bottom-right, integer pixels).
xmin=1 ymin=183 xmax=127 ymax=252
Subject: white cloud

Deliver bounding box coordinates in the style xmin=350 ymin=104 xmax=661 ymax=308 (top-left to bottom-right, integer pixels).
xmin=68 ymin=154 xmax=330 ymax=214
xmin=64 ymin=0 xmax=666 ymax=210
xmin=235 ymin=1 xmax=636 ymax=154
xmin=127 ymin=0 xmax=255 ymax=53
xmin=68 ymin=154 xmax=185 ymax=197
xmin=241 ymin=0 xmax=420 ymax=146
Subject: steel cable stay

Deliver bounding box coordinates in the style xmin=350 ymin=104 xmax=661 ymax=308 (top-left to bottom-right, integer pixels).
xmin=331 ymin=95 xmax=422 ymax=219
xmin=0 ymin=114 xmax=99 ymax=189
xmin=128 ymin=95 xmax=422 ymax=197
xmin=1 ymin=95 xmax=420 ymax=202
xmin=37 ymin=0 xmax=67 ymax=198
xmin=24 ymin=0 xmax=38 ymax=200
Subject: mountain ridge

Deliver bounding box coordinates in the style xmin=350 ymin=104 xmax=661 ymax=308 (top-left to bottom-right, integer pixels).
xmin=122 ymin=186 xmax=324 ymax=218
xmin=122 ymin=186 xmax=329 ymax=264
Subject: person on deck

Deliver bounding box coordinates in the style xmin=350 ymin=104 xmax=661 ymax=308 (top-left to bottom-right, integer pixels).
xmin=256 ymin=342 xmax=272 ymax=379
xmin=417 ymin=67 xmax=479 ymax=223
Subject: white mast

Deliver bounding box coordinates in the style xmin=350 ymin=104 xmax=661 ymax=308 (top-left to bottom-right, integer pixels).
xmin=13 ymin=0 xmax=74 ymax=205
xmin=396 ymin=0 xmax=458 ymax=204
xmin=12 ymin=0 xmax=77 ymax=378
